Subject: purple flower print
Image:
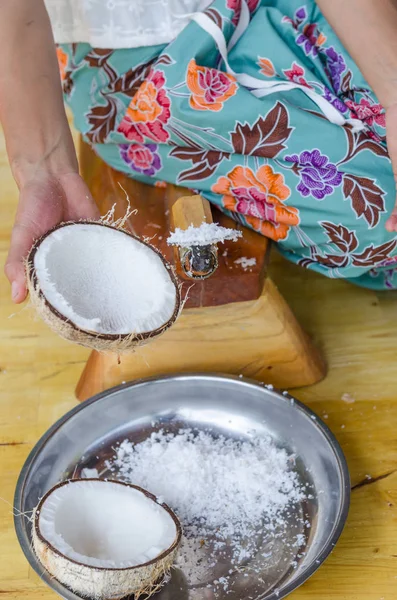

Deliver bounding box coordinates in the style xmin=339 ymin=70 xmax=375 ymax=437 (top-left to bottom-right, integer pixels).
xmin=369 ymin=268 xmax=397 ymax=289
xmin=296 ymin=24 xmax=319 ymax=56
xmin=295 ymin=6 xmax=307 ymax=22
xmin=383 ymin=269 xmax=396 ymax=290
xmin=282 ymin=7 xmax=307 ymax=29
xmin=323 ymin=87 xmax=349 ymax=114
xmin=296 ymin=22 xmax=327 ymax=56
xmin=285 ymin=149 xmax=343 ymax=200
xmin=324 ymin=46 xmax=346 ymax=93
xmin=120 ymin=143 xmax=162 ymax=177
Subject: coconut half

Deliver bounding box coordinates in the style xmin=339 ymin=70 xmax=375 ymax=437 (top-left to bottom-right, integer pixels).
xmin=26 ymin=222 xmax=180 ymax=352
xmin=32 ymin=479 xmax=182 ymax=599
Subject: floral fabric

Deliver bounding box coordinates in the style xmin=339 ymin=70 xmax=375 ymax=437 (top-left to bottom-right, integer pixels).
xmin=57 ymin=0 xmax=397 ymax=290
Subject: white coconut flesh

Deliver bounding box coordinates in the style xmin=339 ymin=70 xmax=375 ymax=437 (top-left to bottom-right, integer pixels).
xmin=32 ymin=223 xmax=178 ymax=335
xmin=36 ymin=480 xmax=178 ymax=568
xmin=33 ymin=480 xmax=181 ymax=600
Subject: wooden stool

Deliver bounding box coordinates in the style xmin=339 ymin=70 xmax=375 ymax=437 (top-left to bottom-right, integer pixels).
xmin=76 ymin=141 xmax=326 ymax=401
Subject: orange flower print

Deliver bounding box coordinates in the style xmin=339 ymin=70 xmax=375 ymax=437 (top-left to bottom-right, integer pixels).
xmin=258 ymin=58 xmax=275 ymax=77
xmin=212 ymin=165 xmax=299 ymax=241
xmin=186 ymin=59 xmax=237 ymax=112
xmin=128 ymin=81 xmax=161 ymax=124
xmin=316 ymin=31 xmax=327 ymax=47
xmin=118 ymin=71 xmax=171 ymax=143
xmin=56 ymin=47 xmax=68 ymax=82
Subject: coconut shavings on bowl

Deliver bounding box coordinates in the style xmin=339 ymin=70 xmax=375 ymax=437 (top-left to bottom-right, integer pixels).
xmin=167 ymin=223 xmax=242 ymax=247
xmin=106 ymin=429 xmax=306 ymax=587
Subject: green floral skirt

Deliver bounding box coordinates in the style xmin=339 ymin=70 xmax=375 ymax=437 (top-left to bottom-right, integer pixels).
xmin=58 ymin=0 xmax=397 ymax=289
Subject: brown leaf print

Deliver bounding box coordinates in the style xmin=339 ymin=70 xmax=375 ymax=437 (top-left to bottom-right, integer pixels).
xmin=169 ymin=146 xmax=229 ymax=183
xmin=62 ymin=71 xmax=74 ymax=96
xmin=316 ymin=253 xmax=351 ymax=268
xmin=231 ymin=102 xmax=292 ymax=158
xmin=156 ymin=54 xmax=175 ymax=67
xmin=86 ymin=96 xmax=118 ymax=144
xmin=341 ymin=127 xmax=389 ymax=164
xmin=340 ymin=70 xmax=352 ymax=94
xmin=321 ymin=221 xmax=359 ymax=253
xmin=340 ymin=70 xmax=369 ymax=100
xmin=297 ymin=257 xmax=319 ymax=269
xmin=352 ymin=240 xmax=397 ymax=267
xmin=109 ymin=59 xmax=156 ymax=97
xmin=343 ymin=174 xmax=386 ymax=228
xmin=204 ymin=7 xmax=223 ymax=29
xmin=85 ymin=48 xmax=117 ymax=84
xmin=85 ymin=48 xmax=114 ymax=68
xmin=169 ymin=146 xmax=202 ymax=161
xmin=356 ymin=136 xmax=388 ymax=158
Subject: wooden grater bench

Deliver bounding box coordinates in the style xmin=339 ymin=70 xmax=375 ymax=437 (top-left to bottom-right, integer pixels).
xmin=76 ymin=141 xmax=326 ymax=400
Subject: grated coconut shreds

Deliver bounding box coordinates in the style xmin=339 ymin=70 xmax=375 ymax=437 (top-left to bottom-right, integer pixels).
xmin=234 ymin=256 xmax=257 ymax=270
xmin=167 ymin=223 xmax=242 ymax=247
xmin=107 ymin=430 xmax=305 ymax=569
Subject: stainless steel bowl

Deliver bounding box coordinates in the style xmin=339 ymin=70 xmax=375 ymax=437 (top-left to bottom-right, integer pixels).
xmin=14 ymin=374 xmax=349 ymax=600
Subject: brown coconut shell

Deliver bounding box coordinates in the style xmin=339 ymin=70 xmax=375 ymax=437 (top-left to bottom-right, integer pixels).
xmin=32 ymin=479 xmax=182 ymax=600
xmin=26 ymin=221 xmax=181 ymax=353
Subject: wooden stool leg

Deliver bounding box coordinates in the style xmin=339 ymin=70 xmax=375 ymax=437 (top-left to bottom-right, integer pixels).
xmin=76 ymin=278 xmax=326 ymax=401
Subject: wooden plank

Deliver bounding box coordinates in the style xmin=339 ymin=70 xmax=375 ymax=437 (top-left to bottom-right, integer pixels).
xmin=171 ymin=194 xmax=213 ymax=229
xmin=76 ymin=278 xmax=326 ymax=400
xmin=170 ymin=195 xmax=218 ymax=280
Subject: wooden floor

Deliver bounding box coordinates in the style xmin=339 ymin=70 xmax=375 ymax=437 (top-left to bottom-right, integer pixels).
xmin=0 ymin=121 xmax=396 ymax=599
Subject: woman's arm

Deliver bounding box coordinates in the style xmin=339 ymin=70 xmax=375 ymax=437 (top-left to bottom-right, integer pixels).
xmin=316 ymin=0 xmax=397 ymax=231
xmin=0 ymin=0 xmax=77 ymax=184
xmin=0 ymin=0 xmax=98 ymax=303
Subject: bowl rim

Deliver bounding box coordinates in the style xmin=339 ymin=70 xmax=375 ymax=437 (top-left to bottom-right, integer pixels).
xmin=14 ymin=372 xmax=350 ymax=600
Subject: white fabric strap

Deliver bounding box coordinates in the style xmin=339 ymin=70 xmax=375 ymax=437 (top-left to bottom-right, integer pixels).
xmin=192 ymin=8 xmax=366 ymax=133
xmin=228 ymin=0 xmax=250 ymax=51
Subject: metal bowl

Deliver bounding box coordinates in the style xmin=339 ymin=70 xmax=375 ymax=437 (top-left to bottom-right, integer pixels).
xmin=14 ymin=374 xmax=349 ymax=600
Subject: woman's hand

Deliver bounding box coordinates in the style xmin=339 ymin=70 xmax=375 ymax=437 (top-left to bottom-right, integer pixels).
xmin=4 ymin=169 xmax=100 ymax=303
xmin=0 ymin=1 xmax=100 ymax=303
